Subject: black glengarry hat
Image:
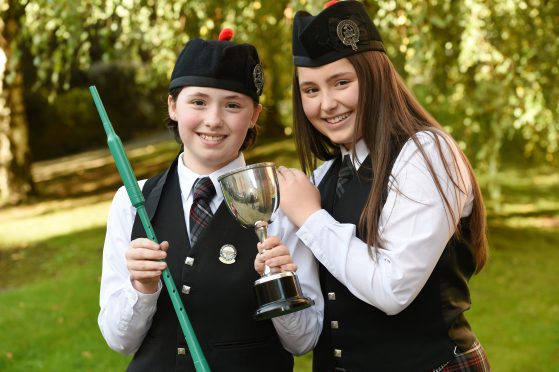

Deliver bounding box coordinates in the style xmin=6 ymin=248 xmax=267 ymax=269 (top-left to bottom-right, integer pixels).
xmin=293 ymin=0 xmax=384 ymax=67
xmin=169 ymin=29 xmax=264 ymax=102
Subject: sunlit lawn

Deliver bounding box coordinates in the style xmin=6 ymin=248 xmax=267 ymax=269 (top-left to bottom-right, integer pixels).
xmin=0 ymin=133 xmax=557 ymax=371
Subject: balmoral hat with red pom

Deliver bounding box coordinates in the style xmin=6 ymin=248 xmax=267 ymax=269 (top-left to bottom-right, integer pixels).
xmin=169 ymin=28 xmax=264 ymax=102
xmin=292 ymin=0 xmax=384 ymax=67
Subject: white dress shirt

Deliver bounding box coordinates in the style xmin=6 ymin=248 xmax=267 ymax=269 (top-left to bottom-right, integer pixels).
xmin=297 ymin=131 xmax=474 ymax=315
xmin=98 ymin=153 xmax=323 ymax=356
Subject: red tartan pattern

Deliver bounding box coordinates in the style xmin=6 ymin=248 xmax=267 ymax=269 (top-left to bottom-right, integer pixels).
xmin=189 ymin=177 xmax=215 ymax=246
xmin=432 ymin=341 xmax=491 ymax=372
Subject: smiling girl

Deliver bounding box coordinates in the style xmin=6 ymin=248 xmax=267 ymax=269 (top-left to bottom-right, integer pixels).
xmin=275 ymin=1 xmax=491 ymax=371
xmin=98 ymin=29 xmax=322 ymax=371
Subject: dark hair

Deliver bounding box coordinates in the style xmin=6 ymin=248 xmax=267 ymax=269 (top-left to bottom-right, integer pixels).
xmin=292 ymin=51 xmax=488 ymax=272
xmin=166 ymin=87 xmax=259 ymax=152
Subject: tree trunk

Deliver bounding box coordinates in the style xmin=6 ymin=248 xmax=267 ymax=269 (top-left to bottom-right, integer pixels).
xmin=0 ymin=2 xmax=33 ymax=206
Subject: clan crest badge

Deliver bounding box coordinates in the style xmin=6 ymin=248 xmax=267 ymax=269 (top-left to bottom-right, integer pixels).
xmin=253 ymin=63 xmax=264 ymax=96
xmin=336 ymin=19 xmax=360 ymax=51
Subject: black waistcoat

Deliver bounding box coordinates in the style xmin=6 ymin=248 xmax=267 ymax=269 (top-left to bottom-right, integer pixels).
xmin=127 ymin=159 xmax=293 ymax=372
xmin=312 ymin=156 xmax=477 ymax=372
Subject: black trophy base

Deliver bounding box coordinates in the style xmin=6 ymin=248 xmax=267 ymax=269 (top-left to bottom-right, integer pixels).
xmin=253 ymin=271 xmax=314 ymax=321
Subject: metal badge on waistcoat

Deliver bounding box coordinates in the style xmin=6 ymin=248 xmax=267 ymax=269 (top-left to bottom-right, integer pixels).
xmin=336 ymin=19 xmax=360 ymax=51
xmin=219 ymin=244 xmax=237 ymax=264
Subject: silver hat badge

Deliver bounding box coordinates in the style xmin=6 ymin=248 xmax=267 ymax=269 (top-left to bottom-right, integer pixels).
xmin=336 ymin=19 xmax=360 ymax=51
xmin=253 ymin=63 xmax=264 ymax=96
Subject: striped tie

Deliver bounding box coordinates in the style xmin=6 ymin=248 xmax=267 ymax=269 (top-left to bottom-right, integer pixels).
xmin=189 ymin=177 xmax=216 ymax=246
xmin=336 ymin=155 xmax=354 ymax=199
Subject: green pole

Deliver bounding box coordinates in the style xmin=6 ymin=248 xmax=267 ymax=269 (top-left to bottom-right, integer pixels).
xmin=90 ymin=86 xmax=210 ymax=372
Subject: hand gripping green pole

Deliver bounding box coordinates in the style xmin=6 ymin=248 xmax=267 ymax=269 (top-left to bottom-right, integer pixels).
xmin=89 ymin=86 xmax=210 ymax=372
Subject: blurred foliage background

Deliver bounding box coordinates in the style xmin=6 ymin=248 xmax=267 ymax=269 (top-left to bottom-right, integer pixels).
xmin=0 ymin=1 xmax=558 ymax=370
xmin=1 ymin=0 xmax=558 ymax=206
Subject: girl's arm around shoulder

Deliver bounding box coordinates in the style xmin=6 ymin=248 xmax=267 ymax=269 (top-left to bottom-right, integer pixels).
xmin=266 ymin=209 xmax=324 ymax=355
xmin=98 ymin=181 xmax=162 ymax=355
xmin=296 ymin=132 xmax=474 ymax=315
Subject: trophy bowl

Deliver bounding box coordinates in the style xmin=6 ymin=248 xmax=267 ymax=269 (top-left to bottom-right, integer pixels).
xmin=218 ymin=162 xmax=314 ymax=320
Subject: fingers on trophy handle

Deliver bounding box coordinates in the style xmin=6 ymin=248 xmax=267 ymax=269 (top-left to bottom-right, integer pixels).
xmin=255 ymin=221 xmax=271 ymax=276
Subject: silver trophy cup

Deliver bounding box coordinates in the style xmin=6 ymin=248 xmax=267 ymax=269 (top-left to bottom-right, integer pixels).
xmin=218 ymin=162 xmax=314 ymax=320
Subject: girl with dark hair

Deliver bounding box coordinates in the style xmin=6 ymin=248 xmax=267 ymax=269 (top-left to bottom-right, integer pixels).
xmin=273 ymin=1 xmax=491 ymax=371
xmin=98 ymin=29 xmax=322 ymax=371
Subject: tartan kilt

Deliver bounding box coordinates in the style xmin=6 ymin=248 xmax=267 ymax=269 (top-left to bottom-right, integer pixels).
xmin=432 ymin=341 xmax=491 ymax=372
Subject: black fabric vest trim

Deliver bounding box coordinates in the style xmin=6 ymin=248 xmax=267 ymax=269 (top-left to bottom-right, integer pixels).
xmin=127 ymin=158 xmax=293 ymax=372
xmin=312 ymin=155 xmax=477 ymax=372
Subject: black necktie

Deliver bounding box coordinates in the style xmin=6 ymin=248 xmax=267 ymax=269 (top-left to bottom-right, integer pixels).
xmin=336 ymin=155 xmax=354 ymax=199
xmin=189 ymin=177 xmax=216 ymax=246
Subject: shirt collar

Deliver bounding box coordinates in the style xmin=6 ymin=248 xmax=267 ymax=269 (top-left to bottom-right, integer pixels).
xmin=176 ymin=153 xmax=247 ymax=202
xmin=340 ymin=139 xmax=369 ymax=170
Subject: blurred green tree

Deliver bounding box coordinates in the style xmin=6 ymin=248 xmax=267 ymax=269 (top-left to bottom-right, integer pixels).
xmin=1 ymin=0 xmax=557 ymax=206
xmin=367 ymin=0 xmax=558 ymax=207
xmin=0 ymin=0 xmax=298 ymax=205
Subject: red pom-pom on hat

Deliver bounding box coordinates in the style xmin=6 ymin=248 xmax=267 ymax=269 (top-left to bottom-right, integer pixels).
xmin=324 ymin=0 xmax=339 ymax=8
xmin=218 ymin=28 xmax=234 ymax=41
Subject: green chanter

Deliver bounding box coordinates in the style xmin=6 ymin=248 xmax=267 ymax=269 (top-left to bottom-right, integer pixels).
xmin=89 ymin=85 xmax=210 ymax=372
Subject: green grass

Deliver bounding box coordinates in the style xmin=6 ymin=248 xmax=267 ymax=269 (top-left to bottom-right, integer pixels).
xmin=471 ymin=225 xmax=559 ymax=371
xmin=0 ymin=227 xmax=131 ymax=371
xmin=0 ymin=133 xmax=557 ymax=371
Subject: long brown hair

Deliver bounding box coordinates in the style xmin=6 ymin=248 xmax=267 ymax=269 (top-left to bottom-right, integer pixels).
xmin=292 ymin=51 xmax=488 ymax=272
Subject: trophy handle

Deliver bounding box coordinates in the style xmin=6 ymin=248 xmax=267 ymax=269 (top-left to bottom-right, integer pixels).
xmin=255 ymin=220 xmax=271 ymax=276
